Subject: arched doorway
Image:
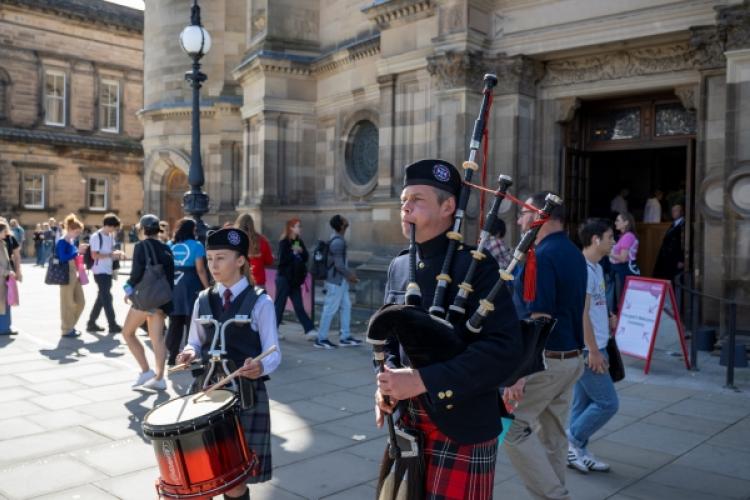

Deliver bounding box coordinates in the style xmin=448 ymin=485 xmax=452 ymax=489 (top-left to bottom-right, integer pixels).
xmin=163 ymin=167 xmax=189 ymax=232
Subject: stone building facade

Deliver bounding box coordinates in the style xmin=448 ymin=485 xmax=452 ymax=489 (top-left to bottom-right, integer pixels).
xmin=0 ymin=0 xmax=144 ymax=249
xmin=143 ymin=0 xmax=750 ymax=321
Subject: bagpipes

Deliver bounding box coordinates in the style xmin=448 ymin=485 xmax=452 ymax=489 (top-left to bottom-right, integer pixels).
xmin=367 ymin=72 xmax=562 ymax=384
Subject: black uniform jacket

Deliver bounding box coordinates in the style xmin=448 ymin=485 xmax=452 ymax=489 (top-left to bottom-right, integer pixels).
xmin=384 ymin=231 xmax=522 ymax=444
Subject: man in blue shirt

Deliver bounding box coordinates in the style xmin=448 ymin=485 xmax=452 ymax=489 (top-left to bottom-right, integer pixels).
xmin=504 ymin=191 xmax=587 ymax=500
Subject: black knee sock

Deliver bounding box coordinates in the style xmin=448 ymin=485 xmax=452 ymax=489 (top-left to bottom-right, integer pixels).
xmin=223 ymin=488 xmax=249 ymax=500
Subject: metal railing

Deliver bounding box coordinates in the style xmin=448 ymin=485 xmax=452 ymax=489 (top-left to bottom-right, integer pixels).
xmin=675 ymin=272 xmax=749 ymax=390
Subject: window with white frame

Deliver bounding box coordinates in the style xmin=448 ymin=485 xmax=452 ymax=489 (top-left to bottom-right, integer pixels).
xmin=22 ymin=173 xmax=45 ymax=209
xmin=87 ymin=177 xmax=108 ymax=210
xmin=99 ymin=80 xmax=119 ymax=132
xmin=44 ymin=70 xmax=65 ymax=126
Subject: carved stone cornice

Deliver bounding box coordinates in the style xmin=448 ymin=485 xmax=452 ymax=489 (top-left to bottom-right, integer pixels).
xmin=362 ymin=0 xmax=435 ymax=30
xmin=717 ymin=0 xmax=750 ymax=52
xmin=541 ymin=41 xmax=714 ymax=87
xmin=312 ymin=36 xmax=381 ymax=75
xmin=426 ymin=51 xmax=541 ymax=96
xmin=690 ymin=25 xmax=726 ymax=70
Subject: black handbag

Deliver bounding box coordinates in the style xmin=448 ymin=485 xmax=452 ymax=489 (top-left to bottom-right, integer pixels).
xmin=131 ymin=240 xmax=172 ymax=311
xmin=607 ymin=336 xmax=625 ymax=383
xmin=45 ymin=256 xmax=69 ymax=285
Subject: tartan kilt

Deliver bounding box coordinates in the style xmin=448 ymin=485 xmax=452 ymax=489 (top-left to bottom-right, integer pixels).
xmin=240 ymin=381 xmax=272 ymax=483
xmin=403 ymin=399 xmax=497 ymax=500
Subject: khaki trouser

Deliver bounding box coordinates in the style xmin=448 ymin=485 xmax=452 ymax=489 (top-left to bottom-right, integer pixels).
xmin=504 ymin=355 xmax=584 ymax=500
xmin=60 ymin=261 xmax=85 ymax=333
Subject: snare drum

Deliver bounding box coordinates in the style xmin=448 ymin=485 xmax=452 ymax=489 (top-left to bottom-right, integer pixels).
xmin=142 ymin=389 xmax=257 ymax=499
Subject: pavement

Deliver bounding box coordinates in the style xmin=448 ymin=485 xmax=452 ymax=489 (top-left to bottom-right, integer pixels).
xmin=1 ymin=262 xmax=749 ymax=500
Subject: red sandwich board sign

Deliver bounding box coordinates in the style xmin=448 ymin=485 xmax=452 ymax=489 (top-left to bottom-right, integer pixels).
xmin=614 ymin=276 xmax=691 ymax=374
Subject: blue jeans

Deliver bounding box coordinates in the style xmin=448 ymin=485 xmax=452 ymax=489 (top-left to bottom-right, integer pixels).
xmin=0 ymin=301 xmax=11 ymax=333
xmin=567 ymin=349 xmax=619 ymax=451
xmin=317 ymin=281 xmax=351 ymax=341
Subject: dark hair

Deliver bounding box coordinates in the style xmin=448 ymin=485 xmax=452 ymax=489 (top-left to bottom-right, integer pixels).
xmin=579 ymin=218 xmax=611 ymax=248
xmin=491 ymin=217 xmax=506 ymax=238
xmin=530 ymin=191 xmax=564 ymax=222
xmin=617 ymin=211 xmax=637 ymax=238
xmin=173 ymin=218 xmax=196 ymax=243
xmin=0 ymin=222 xmax=8 ymax=234
xmin=330 ymin=214 xmax=347 ymax=232
xmin=102 ymin=213 xmax=121 ymax=228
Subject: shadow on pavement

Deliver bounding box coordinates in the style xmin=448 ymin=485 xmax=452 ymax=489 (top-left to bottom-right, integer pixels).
xmin=124 ymin=389 xmax=171 ymax=442
xmin=0 ymin=335 xmax=17 ymax=348
xmin=39 ymin=335 xmax=88 ymax=364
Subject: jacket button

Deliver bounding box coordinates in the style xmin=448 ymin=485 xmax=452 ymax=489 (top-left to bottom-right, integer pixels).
xmin=445 ymin=390 xmax=453 ymax=398
xmin=438 ymin=391 xmax=446 ymax=399
xmin=418 ymin=262 xmax=425 ymax=269
xmin=446 ymin=404 xmax=454 ymax=410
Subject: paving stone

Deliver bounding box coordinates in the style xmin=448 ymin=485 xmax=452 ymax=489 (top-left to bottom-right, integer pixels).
xmin=0 ymin=456 xmax=106 ymax=499
xmin=0 ymin=387 xmax=39 ymax=403
xmin=618 ymin=382 xmax=696 ymax=403
xmin=688 ymin=391 xmax=750 ymax=409
xmin=564 ymin=459 xmax=650 ymax=500
xmin=341 ymin=436 xmax=388 ymax=463
xmin=35 ymin=484 xmax=119 ymax=500
xmin=590 ymin=412 xmax=639 ymax=441
xmin=604 ymin=421 xmax=707 ymax=455
xmin=74 ymin=437 xmax=157 ymax=476
xmin=270 ymin=405 xmax=314 ymax=435
xmin=646 ymin=463 xmax=750 ymax=499
xmin=492 ymin=462 xmax=519 ymax=484
xmin=28 ymin=408 xmax=95 ymax=431
xmin=663 ymin=397 xmax=750 ymax=424
xmin=83 ymin=416 xmax=145 ymax=441
xmin=321 ymin=482 xmax=377 ymax=499
xmin=272 ymin=427 xmax=354 ymax=467
xmin=616 ymin=395 xmax=673 ymax=418
xmin=0 ymin=374 xmax=25 ymax=389
xmin=77 ymin=369 xmax=143 ymax=387
xmin=269 ymin=451 xmax=379 ymax=498
xmin=93 ymin=467 xmax=161 ymax=500
xmin=0 ymin=427 xmax=109 ymax=466
xmin=272 ymin=398 xmax=357 ymax=423
xmin=242 ymin=482 xmax=307 ymax=500
xmin=17 ymin=363 xmax=113 ymax=383
xmin=312 ymin=411 xmax=386 ymax=441
xmin=0 ymin=417 xmax=46 ymax=440
xmin=0 ymin=360 xmax=58 ymax=375
xmin=587 ymin=439 xmax=676 ymax=469
xmin=30 ymin=392 xmax=93 ymax=410
xmin=707 ymin=418 xmax=750 ymax=452
xmin=313 ymin=390 xmax=379 ymax=414
xmin=73 ymin=383 xmax=144 ymax=403
xmin=316 ymin=369 xmax=377 ymax=389
xmin=0 ymin=400 xmax=44 ymax=419
xmin=674 ymin=443 xmax=750 ymax=481
xmin=615 ymin=479 xmax=737 ymax=500
xmin=25 ymin=378 xmax=89 ymax=395
xmin=641 ymin=410 xmax=730 ymax=436
xmin=493 ymin=477 xmax=533 ymax=499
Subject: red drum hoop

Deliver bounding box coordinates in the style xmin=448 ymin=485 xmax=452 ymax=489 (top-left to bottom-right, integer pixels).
xmin=143 ymin=389 xmax=256 ymax=499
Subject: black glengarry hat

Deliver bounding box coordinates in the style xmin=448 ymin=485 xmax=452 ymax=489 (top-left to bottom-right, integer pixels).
xmin=403 ymin=159 xmax=461 ymax=197
xmin=206 ymin=227 xmax=249 ymax=256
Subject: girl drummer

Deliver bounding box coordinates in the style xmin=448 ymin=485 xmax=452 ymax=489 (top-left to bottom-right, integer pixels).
xmin=176 ymin=227 xmax=281 ymax=500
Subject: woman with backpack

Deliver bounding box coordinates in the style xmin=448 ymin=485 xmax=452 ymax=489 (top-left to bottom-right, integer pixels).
xmin=121 ymin=214 xmax=175 ymax=391
xmin=234 ymin=213 xmax=274 ymax=288
xmin=165 ymin=218 xmax=210 ymax=366
xmin=55 ymin=214 xmax=88 ymax=338
xmin=274 ymin=218 xmax=316 ymax=339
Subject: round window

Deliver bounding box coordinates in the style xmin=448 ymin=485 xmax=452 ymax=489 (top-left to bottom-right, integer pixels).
xmin=345 ymin=120 xmax=379 ymax=186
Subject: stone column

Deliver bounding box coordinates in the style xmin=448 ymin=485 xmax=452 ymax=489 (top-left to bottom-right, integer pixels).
xmin=375 ymin=74 xmax=396 ymax=199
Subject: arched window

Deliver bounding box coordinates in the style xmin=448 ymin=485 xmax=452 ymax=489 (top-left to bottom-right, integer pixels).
xmin=345 ymin=120 xmax=379 ymax=186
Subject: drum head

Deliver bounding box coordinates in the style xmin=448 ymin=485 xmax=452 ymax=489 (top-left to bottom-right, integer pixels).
xmin=145 ymin=389 xmax=236 ymax=427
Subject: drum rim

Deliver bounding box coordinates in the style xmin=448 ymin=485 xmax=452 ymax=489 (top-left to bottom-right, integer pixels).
xmin=156 ymin=452 xmax=258 ymax=498
xmin=142 ymin=390 xmax=238 ymax=434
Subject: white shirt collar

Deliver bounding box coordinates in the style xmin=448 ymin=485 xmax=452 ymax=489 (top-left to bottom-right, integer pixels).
xmin=673 ymin=217 xmax=684 ymax=227
xmin=215 ymin=276 xmax=249 ymax=301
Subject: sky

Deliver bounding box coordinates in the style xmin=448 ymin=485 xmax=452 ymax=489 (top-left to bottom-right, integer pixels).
xmin=104 ymin=0 xmax=145 ymax=10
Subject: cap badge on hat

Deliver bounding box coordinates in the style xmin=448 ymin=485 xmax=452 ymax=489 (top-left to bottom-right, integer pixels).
xmin=227 ymin=230 xmax=241 ymax=246
xmin=433 ymin=164 xmax=451 ymax=183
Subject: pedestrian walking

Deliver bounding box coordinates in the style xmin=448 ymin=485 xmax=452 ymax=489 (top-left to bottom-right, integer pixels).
xmin=234 ymin=213 xmax=274 ymax=288
xmin=33 ymin=224 xmax=44 ymax=266
xmin=503 ymin=191 xmax=587 ymax=500
xmin=9 ymin=219 xmax=25 ymax=258
xmin=41 ymin=222 xmax=54 ymax=265
xmin=1 ymin=217 xmax=22 ymax=284
xmin=176 ymin=227 xmax=282 ymax=500
xmin=274 ymin=218 xmax=316 ymax=339
xmin=314 ymin=215 xmax=361 ymax=349
xmin=0 ymin=221 xmax=18 ymax=336
xmin=56 ymin=214 xmax=87 ymax=338
xmin=121 ymin=214 xmax=174 ymax=391
xmin=86 ymin=213 xmax=125 ymax=334
xmin=653 ymin=204 xmax=685 ymax=282
xmin=165 ymin=218 xmax=209 ymax=366
xmin=567 ymin=218 xmax=619 ymax=474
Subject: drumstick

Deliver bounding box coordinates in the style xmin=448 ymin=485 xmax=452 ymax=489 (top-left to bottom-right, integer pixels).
xmin=167 ymin=363 xmax=190 ymax=373
xmin=193 ymin=345 xmax=278 ymax=402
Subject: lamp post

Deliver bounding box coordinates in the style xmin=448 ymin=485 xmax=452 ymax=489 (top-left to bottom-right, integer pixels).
xmin=179 ymin=0 xmax=212 ymax=241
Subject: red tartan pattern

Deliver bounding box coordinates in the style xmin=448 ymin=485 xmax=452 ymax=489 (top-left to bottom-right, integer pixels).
xmin=404 ymin=400 xmax=497 ymax=500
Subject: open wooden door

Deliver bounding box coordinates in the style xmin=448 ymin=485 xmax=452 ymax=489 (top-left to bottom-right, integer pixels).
xmin=563 ymin=146 xmax=590 ymax=243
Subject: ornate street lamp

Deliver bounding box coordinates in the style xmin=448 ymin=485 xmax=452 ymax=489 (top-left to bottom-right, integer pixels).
xmin=179 ymin=0 xmax=212 ymax=240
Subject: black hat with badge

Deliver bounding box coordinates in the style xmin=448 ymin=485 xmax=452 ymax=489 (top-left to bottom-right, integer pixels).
xmin=206 ymin=227 xmax=249 ymax=256
xmin=403 ymin=159 xmax=461 ymax=197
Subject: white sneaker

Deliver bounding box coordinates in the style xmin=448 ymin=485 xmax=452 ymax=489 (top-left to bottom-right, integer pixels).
xmin=305 ymin=329 xmax=318 ymax=342
xmin=132 ymin=369 xmax=156 ymax=387
xmin=581 ymin=451 xmax=610 ymax=472
xmin=141 ymin=377 xmax=167 ymax=391
xmin=567 ymin=444 xmax=589 ymax=474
